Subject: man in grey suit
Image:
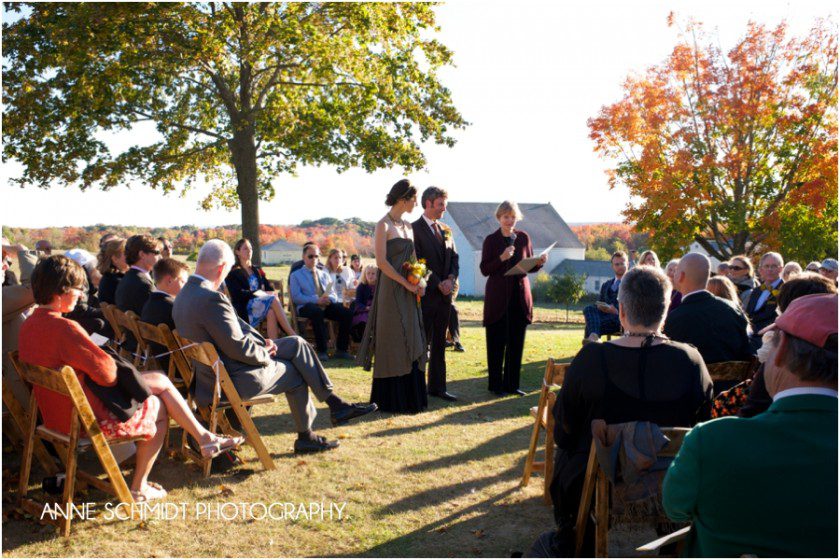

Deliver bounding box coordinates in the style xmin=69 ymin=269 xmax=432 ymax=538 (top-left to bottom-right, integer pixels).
xmin=173 ymin=240 xmax=377 ymax=454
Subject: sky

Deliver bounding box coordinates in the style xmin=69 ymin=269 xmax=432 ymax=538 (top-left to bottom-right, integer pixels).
xmin=1 ymin=0 xmax=834 ymax=229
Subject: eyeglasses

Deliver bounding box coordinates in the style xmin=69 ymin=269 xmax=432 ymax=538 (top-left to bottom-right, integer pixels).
xmin=145 ymin=249 xmax=161 ymax=255
xmin=728 ymin=265 xmax=746 ymax=271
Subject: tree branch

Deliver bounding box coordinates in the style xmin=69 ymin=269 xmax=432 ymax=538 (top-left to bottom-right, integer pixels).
xmin=132 ymin=109 xmax=227 ymax=140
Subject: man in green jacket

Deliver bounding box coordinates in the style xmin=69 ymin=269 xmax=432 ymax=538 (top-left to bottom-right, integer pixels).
xmin=663 ymin=293 xmax=838 ymax=557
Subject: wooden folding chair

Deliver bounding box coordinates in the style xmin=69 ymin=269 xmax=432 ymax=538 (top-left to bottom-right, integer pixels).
xmin=98 ymin=302 xmax=126 ymax=354
xmin=172 ymin=332 xmax=276 ymax=476
xmin=2 ymin=373 xmax=59 ymax=475
xmin=574 ymin=424 xmax=689 ymax=557
xmin=707 ymin=361 xmax=754 ymax=384
xmin=9 ymin=352 xmax=140 ymax=537
xmin=132 ymin=319 xmax=182 ymax=383
xmin=115 ymin=309 xmax=152 ymax=369
xmin=521 ymin=358 xmax=569 ymax=504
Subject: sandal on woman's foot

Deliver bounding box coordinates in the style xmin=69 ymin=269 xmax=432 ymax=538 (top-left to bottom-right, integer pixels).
xmin=131 ymin=482 xmax=168 ymax=503
xmin=200 ymin=435 xmax=244 ymax=459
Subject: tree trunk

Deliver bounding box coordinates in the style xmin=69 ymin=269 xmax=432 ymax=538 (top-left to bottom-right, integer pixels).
xmin=229 ymin=127 xmax=262 ymax=266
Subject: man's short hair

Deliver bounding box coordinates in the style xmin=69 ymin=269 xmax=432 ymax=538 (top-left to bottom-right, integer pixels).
xmin=611 ymin=251 xmax=628 ymax=263
xmin=618 ymin=266 xmax=671 ymax=329
xmin=30 ymin=255 xmax=87 ymax=305
xmin=421 ymin=186 xmax=448 ymax=209
xmin=124 ymin=234 xmax=160 ymax=265
xmin=760 ymin=251 xmax=783 ymax=266
xmin=777 ymin=273 xmax=837 ymax=313
xmin=302 ymin=242 xmax=319 ymax=257
xmin=196 ymin=239 xmax=234 ymax=266
xmin=153 ymin=258 xmax=189 ymax=283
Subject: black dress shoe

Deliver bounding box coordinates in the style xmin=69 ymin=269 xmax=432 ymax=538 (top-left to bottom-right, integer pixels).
xmin=429 ymin=391 xmax=457 ymax=402
xmin=331 ymin=402 xmax=378 ymax=427
xmin=294 ymin=435 xmax=339 ymax=454
xmin=508 ymin=389 xmax=527 ymax=396
xmin=444 ymin=340 xmax=455 ymax=348
xmin=453 ymin=342 xmax=465 ymax=352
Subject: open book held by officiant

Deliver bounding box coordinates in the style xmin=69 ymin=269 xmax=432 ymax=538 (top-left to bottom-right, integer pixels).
xmin=504 ymin=242 xmax=556 ymax=276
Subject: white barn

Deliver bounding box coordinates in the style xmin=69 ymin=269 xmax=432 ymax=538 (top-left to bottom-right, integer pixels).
xmin=261 ymin=239 xmax=302 ymax=265
xmin=551 ymin=259 xmax=615 ymax=295
xmin=440 ymin=202 xmax=585 ymax=296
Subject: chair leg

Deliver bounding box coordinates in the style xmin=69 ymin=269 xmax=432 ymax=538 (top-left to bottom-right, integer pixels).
xmin=574 ymin=445 xmax=598 ymax=557
xmin=543 ymin=394 xmax=557 ymax=505
xmin=521 ymin=389 xmax=548 ymax=487
xmin=17 ymin=391 xmax=39 ymax=504
xmin=60 ymin=414 xmax=81 ymax=538
xmin=594 ymin=471 xmax=609 ymax=557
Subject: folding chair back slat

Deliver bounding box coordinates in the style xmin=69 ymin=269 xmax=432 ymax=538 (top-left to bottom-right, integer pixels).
xmin=111 ymin=308 xmax=148 ymax=367
xmin=9 ymin=351 xmax=137 ymax=537
xmin=707 ymin=360 xmax=754 ymax=383
xmin=99 ymin=302 xmax=125 ymax=352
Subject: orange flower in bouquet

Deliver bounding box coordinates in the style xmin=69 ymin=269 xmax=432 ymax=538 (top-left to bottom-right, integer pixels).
xmin=402 ymin=258 xmax=430 ymax=305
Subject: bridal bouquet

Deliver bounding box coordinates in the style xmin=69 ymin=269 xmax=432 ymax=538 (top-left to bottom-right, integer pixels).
xmin=402 ymin=258 xmax=430 ymax=305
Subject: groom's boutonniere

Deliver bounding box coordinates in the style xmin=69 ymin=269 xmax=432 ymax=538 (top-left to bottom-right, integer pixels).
xmin=441 ymin=225 xmax=452 ymax=242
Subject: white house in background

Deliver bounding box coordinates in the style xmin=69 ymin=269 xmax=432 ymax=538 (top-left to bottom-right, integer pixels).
xmin=551 ymin=259 xmax=615 ymax=294
xmin=261 ymin=239 xmax=302 ymax=265
xmin=440 ymin=202 xmax=585 ymax=297
xmin=688 ymin=239 xmax=738 ymax=269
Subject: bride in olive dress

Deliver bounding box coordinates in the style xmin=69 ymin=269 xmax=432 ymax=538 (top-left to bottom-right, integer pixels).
xmin=357 ymin=179 xmax=428 ymax=413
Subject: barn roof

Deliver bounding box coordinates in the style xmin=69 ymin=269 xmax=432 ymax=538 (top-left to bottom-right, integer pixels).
xmin=442 ymin=202 xmax=584 ymax=251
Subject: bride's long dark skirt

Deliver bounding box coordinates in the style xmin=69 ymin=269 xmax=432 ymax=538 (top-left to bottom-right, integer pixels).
xmin=370 ymin=361 xmax=428 ymax=413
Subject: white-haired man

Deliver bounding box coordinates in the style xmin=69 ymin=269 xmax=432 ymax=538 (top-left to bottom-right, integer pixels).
xmin=745 ymin=251 xmax=784 ymax=350
xmin=173 ymin=239 xmax=377 ymax=454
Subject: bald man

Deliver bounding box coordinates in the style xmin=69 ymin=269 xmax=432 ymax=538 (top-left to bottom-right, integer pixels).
xmin=664 ymin=253 xmax=753 ymax=368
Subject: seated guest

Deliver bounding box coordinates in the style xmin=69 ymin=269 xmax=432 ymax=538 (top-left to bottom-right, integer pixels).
xmin=289 ymin=241 xmax=325 ymax=276
xmin=2 ymin=237 xmax=20 ymax=287
xmin=173 ymin=240 xmax=376 ymax=454
xmin=157 ymin=237 xmax=172 ymax=259
xmin=727 ymin=254 xmax=758 ymax=308
xmin=638 ymin=249 xmax=660 ymax=268
xmin=348 ymin=254 xmax=363 ymax=288
xmin=325 ymin=248 xmax=350 ymax=302
xmin=745 ymin=251 xmax=784 ymax=350
xmin=351 ymin=264 xmax=377 ymax=343
xmin=664 ymin=258 xmax=682 ymax=312
xmin=19 ymin=255 xmax=242 ymax=502
xmin=819 ymin=257 xmax=838 ymax=285
xmin=115 ymin=234 xmax=160 ymax=315
xmin=225 ymin=238 xmax=296 ymax=340
xmin=706 ymin=275 xmax=741 ymax=306
xmin=664 ymin=253 xmax=753 ymax=368
xmin=738 ymin=273 xmax=837 ymax=419
xmin=34 ymin=240 xmax=52 ymax=256
xmin=663 ymin=293 xmax=838 ymax=557
xmin=64 ymin=248 xmax=107 ymax=335
xmin=782 ymin=261 xmax=801 ymax=281
xmin=716 ymin=261 xmax=730 ymax=276
xmin=582 ymin=251 xmax=627 ymax=344
xmin=290 ymin=243 xmax=354 ymax=361
xmin=2 ymin=241 xmax=38 ymax=409
xmin=550 ymin=266 xmax=713 ymax=555
xmin=805 ymin=260 xmax=821 ymax=273
xmin=99 ymin=232 xmax=119 ymax=250
xmin=140 ymin=258 xmax=189 ymax=372
xmin=65 ymin=248 xmax=101 ymax=306
xmin=96 ymin=237 xmax=128 ymax=306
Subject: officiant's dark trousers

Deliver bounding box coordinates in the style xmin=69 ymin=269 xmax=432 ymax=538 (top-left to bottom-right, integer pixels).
xmin=486 ymin=296 xmax=528 ymax=392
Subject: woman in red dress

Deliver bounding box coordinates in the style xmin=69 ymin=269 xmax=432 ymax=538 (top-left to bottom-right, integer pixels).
xmin=18 ymin=256 xmax=242 ymax=502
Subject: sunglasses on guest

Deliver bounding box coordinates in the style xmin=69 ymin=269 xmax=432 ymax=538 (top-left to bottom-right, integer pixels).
xmin=728 ymin=265 xmax=746 ymax=271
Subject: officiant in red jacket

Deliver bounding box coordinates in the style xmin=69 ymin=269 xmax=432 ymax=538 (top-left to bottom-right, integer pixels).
xmin=480 ymin=201 xmax=547 ymax=396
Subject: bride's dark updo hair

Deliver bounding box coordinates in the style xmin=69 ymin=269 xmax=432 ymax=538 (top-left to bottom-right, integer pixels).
xmin=385 ymin=179 xmax=417 ymax=206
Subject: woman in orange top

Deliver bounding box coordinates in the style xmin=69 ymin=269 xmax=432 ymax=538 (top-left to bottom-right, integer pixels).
xmin=19 ymin=256 xmax=242 ymax=502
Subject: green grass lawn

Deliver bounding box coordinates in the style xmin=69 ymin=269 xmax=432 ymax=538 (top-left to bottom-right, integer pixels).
xmin=2 ymin=323 xmax=586 ymax=557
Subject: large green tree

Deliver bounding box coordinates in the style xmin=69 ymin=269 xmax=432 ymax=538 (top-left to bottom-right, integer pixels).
xmin=3 ymin=2 xmax=466 ymax=263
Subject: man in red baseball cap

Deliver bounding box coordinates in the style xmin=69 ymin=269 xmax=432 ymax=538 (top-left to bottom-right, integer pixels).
xmin=662 ymin=293 xmax=837 ymax=557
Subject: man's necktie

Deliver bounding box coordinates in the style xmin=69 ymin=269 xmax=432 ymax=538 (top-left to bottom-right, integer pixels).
xmin=432 ymin=222 xmax=443 ymax=243
xmin=313 ymin=269 xmax=324 ymax=296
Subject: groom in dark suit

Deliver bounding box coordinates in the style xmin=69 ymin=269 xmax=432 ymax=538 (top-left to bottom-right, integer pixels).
xmin=413 ymin=187 xmax=459 ymax=401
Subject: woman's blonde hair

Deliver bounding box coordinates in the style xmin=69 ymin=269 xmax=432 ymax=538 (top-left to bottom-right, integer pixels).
xmin=96 ymin=237 xmax=126 ymax=275
xmin=707 ymin=276 xmax=740 ymax=306
xmin=326 ymin=248 xmax=343 ymax=273
xmin=639 ymin=250 xmax=660 ymax=269
xmin=495 ymin=200 xmax=523 ymax=220
xmin=360 ymin=264 xmax=378 ymax=286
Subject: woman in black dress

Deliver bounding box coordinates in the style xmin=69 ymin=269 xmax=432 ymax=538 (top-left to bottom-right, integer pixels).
xmin=96 ymin=237 xmax=127 ymax=305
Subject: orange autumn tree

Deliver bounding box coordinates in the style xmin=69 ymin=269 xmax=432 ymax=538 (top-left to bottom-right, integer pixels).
xmin=588 ymin=17 xmax=838 ymax=260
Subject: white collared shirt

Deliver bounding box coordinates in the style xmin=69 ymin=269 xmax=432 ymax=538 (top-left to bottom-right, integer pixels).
xmin=773 ymin=387 xmax=838 ymax=402
xmin=422 ymin=214 xmax=439 ymax=234
xmin=131 ymin=265 xmax=151 ymax=277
